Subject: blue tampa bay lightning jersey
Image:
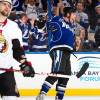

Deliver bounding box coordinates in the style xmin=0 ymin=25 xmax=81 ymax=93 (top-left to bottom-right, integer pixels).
xmin=30 ymin=27 xmax=48 ymax=52
xmin=16 ymin=20 xmax=31 ymax=51
xmin=12 ymin=0 xmax=25 ymax=11
xmin=47 ymin=16 xmax=74 ymax=51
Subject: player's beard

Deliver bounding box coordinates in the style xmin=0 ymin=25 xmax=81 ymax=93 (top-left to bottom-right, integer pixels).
xmin=0 ymin=10 xmax=10 ymax=17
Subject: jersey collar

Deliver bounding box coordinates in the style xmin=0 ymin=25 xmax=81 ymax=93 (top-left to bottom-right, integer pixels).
xmin=0 ymin=19 xmax=7 ymax=27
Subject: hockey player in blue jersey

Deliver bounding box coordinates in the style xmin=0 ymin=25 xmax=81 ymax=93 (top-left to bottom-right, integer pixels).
xmin=36 ymin=6 xmax=76 ymax=100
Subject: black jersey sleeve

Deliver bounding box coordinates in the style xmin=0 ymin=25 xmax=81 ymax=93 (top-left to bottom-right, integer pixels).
xmin=12 ymin=39 xmax=26 ymax=62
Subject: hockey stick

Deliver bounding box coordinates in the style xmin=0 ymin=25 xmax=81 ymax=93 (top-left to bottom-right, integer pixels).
xmin=0 ymin=62 xmax=89 ymax=78
xmin=76 ymin=62 xmax=89 ymax=78
xmin=37 ymin=62 xmax=89 ymax=78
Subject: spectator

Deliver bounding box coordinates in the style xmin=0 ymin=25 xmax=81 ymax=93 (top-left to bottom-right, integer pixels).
xmin=84 ymin=0 xmax=99 ymax=31
xmin=12 ymin=0 xmax=25 ymax=14
xmin=25 ymin=0 xmax=38 ymax=20
xmin=94 ymin=2 xmax=100 ymax=50
xmin=82 ymin=40 xmax=96 ymax=51
xmin=74 ymin=34 xmax=83 ymax=51
xmin=16 ymin=13 xmax=31 ymax=51
xmin=73 ymin=21 xmax=85 ymax=41
xmin=29 ymin=15 xmax=48 ymax=52
xmin=75 ymin=1 xmax=89 ymax=40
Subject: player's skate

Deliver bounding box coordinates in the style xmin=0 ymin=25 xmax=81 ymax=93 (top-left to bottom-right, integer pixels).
xmin=36 ymin=93 xmax=45 ymax=100
xmin=55 ymin=96 xmax=62 ymax=100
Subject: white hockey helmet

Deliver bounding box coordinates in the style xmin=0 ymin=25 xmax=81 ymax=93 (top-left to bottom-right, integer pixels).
xmin=0 ymin=0 xmax=12 ymax=5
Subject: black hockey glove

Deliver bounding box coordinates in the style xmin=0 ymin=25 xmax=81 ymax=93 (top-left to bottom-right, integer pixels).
xmin=19 ymin=61 xmax=35 ymax=77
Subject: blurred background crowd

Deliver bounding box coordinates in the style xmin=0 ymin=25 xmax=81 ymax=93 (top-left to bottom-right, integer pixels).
xmin=9 ymin=0 xmax=100 ymax=52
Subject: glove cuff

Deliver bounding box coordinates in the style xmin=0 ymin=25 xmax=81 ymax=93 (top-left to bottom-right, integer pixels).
xmin=20 ymin=60 xmax=32 ymax=69
xmin=20 ymin=58 xmax=27 ymax=64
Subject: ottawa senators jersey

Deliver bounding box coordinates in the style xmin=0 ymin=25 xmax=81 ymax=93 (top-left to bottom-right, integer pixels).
xmin=0 ymin=19 xmax=23 ymax=73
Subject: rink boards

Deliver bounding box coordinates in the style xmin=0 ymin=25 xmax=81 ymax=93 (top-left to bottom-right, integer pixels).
xmin=14 ymin=52 xmax=100 ymax=96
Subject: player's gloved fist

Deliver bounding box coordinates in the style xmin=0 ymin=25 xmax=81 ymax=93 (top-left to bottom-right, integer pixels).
xmin=19 ymin=61 xmax=35 ymax=77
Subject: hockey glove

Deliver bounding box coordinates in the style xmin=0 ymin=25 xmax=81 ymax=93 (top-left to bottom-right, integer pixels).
xmin=19 ymin=61 xmax=35 ymax=77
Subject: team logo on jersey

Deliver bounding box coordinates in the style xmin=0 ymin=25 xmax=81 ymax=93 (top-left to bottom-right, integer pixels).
xmin=12 ymin=0 xmax=19 ymax=8
xmin=0 ymin=33 xmax=8 ymax=53
xmin=49 ymin=22 xmax=62 ymax=42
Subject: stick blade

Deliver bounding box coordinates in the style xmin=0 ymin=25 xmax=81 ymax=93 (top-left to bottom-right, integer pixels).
xmin=76 ymin=62 xmax=89 ymax=78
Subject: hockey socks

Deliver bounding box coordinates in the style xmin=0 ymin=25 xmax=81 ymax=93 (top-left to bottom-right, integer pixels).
xmin=56 ymin=84 xmax=66 ymax=100
xmin=56 ymin=91 xmax=64 ymax=100
xmin=40 ymin=81 xmax=52 ymax=94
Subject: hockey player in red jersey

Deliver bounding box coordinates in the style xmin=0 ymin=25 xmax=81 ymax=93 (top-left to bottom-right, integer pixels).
xmin=0 ymin=0 xmax=35 ymax=100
